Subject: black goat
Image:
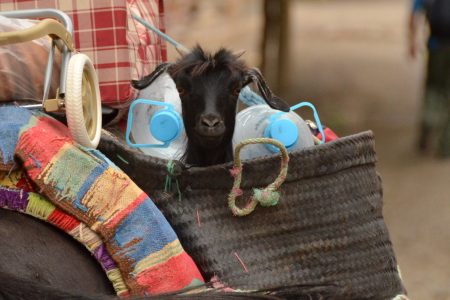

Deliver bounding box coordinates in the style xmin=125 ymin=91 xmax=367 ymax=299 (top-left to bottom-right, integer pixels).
xmin=132 ymin=46 xmax=289 ymax=167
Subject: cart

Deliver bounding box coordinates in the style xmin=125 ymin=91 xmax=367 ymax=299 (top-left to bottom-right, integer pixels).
xmin=0 ymin=9 xmax=102 ymax=148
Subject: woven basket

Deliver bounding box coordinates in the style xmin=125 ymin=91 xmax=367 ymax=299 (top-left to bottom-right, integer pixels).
xmin=98 ymin=130 xmax=406 ymax=299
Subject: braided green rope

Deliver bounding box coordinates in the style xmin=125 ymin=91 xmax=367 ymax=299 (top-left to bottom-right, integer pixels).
xmin=228 ymin=138 xmax=289 ymax=217
xmin=164 ymin=160 xmax=182 ymax=201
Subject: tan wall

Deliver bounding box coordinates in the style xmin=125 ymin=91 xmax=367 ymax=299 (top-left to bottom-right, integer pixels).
xmin=165 ymin=0 xmax=263 ymax=66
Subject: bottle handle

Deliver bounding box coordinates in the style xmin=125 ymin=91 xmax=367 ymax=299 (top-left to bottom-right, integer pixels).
xmin=270 ymin=101 xmax=325 ymax=144
xmin=126 ymin=98 xmax=178 ymax=148
xmin=238 ymin=86 xmax=266 ymax=106
xmin=238 ymin=90 xmax=325 ymax=144
xmin=228 ymin=138 xmax=289 ymax=217
xmin=290 ymin=102 xmax=325 ymax=144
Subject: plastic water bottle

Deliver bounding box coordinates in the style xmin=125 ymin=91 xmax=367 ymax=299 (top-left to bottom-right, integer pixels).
xmin=232 ymin=102 xmax=323 ymax=160
xmin=126 ymin=73 xmax=187 ymax=160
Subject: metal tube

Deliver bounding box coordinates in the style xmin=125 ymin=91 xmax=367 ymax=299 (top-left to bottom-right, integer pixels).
xmin=20 ymin=104 xmax=43 ymax=109
xmin=59 ymin=46 xmax=69 ymax=95
xmin=43 ymin=40 xmax=55 ymax=100
xmin=0 ymin=9 xmax=73 ymax=35
xmin=132 ymin=14 xmax=189 ymax=55
xmin=0 ymin=9 xmax=74 ymax=95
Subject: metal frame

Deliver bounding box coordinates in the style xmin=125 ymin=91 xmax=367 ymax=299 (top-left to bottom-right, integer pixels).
xmin=0 ymin=9 xmax=74 ymax=101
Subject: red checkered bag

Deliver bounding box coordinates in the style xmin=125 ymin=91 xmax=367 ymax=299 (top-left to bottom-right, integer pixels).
xmin=0 ymin=0 xmax=167 ymax=109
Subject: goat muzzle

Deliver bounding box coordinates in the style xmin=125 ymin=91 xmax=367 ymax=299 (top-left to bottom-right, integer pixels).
xmin=200 ymin=115 xmax=221 ymax=129
xmin=195 ymin=114 xmax=226 ymax=142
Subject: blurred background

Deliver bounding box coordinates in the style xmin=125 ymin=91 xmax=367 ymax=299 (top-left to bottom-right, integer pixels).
xmin=165 ymin=0 xmax=450 ymax=299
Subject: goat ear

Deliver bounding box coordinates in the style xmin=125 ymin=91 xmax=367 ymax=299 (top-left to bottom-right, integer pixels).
xmin=131 ymin=62 xmax=172 ymax=90
xmin=244 ymin=68 xmax=290 ymax=112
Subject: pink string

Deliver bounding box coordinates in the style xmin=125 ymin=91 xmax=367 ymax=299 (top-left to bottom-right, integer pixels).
xmin=233 ymin=252 xmax=249 ymax=273
xmin=229 ymin=167 xmax=241 ymax=178
xmin=232 ymin=188 xmax=243 ymax=196
xmin=196 ymin=208 xmax=201 ymax=227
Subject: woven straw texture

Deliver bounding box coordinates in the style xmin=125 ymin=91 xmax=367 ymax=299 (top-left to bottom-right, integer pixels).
xmin=99 ymin=130 xmax=406 ymax=299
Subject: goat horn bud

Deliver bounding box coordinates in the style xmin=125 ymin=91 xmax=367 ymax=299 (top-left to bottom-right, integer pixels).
xmin=233 ymin=50 xmax=246 ymax=58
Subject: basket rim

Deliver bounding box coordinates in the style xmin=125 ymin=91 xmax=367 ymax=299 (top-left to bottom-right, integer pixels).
xmin=99 ymin=130 xmax=377 ymax=190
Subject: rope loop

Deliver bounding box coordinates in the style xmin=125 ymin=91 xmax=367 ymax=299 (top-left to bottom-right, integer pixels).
xmin=228 ymin=138 xmax=289 ymax=216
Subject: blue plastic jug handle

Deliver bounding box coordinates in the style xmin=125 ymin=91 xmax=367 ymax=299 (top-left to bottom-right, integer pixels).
xmin=237 ymin=90 xmax=326 ymax=144
xmin=126 ymin=98 xmax=177 ymax=148
xmin=290 ymin=102 xmax=325 ymax=144
xmin=269 ymin=101 xmax=325 ymax=144
xmin=238 ymin=86 xmax=266 ymax=106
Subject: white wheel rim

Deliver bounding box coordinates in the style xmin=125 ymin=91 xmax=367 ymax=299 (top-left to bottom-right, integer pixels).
xmin=81 ymin=68 xmax=97 ymax=139
xmin=65 ymin=53 xmax=102 ymax=148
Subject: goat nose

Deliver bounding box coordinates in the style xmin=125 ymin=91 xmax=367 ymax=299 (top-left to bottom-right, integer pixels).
xmin=200 ymin=115 xmax=221 ymax=128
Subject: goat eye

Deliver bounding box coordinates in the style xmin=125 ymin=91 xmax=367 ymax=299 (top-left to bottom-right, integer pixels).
xmin=177 ymin=87 xmax=185 ymax=96
xmin=232 ymin=87 xmax=241 ymax=97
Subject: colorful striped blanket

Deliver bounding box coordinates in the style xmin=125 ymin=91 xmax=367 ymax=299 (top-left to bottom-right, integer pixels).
xmin=0 ymin=106 xmax=204 ymax=296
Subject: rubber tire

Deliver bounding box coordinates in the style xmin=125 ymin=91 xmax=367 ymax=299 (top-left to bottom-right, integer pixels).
xmin=65 ymin=53 xmax=102 ymax=148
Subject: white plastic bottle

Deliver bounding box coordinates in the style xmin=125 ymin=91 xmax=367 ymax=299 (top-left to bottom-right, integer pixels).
xmin=126 ymin=73 xmax=187 ymax=160
xmin=232 ymin=104 xmax=315 ymax=160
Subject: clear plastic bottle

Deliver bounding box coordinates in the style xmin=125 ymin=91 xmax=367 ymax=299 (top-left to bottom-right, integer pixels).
xmin=232 ymin=104 xmax=315 ymax=160
xmin=127 ymin=73 xmax=187 ymax=160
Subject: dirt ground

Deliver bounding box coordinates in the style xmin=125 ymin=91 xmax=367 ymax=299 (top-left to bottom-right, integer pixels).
xmin=166 ymin=1 xmax=450 ymax=299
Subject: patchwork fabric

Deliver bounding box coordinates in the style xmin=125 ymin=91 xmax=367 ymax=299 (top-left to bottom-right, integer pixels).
xmin=0 ymin=0 xmax=167 ymax=108
xmin=0 ymin=106 xmax=204 ymax=296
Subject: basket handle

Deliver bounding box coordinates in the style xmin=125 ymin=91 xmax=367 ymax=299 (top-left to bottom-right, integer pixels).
xmin=228 ymin=138 xmax=289 ymax=216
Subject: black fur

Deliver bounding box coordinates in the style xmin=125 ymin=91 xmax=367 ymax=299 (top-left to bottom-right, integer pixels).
xmin=0 ymin=271 xmax=340 ymax=300
xmin=132 ymin=46 xmax=289 ymax=167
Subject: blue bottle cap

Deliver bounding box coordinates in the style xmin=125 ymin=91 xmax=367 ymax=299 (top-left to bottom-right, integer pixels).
xmin=265 ymin=119 xmax=298 ymax=152
xmin=150 ymin=110 xmax=182 ymax=143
